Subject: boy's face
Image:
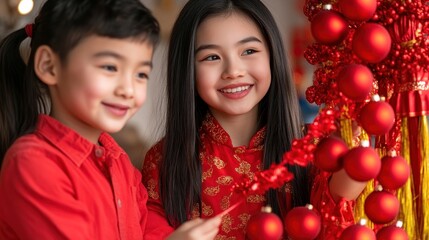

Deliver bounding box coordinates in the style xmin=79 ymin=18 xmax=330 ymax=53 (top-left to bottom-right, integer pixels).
xmin=194 ymin=11 xmax=271 ymax=121
xmin=48 ymin=35 xmax=153 ymax=143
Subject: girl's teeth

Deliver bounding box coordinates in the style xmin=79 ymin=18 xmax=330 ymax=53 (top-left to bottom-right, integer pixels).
xmin=221 ymin=86 xmax=249 ymax=93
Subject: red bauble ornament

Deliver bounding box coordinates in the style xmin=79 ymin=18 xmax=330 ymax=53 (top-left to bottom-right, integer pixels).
xmin=377 ymin=153 xmax=410 ymax=190
xmin=352 ymin=23 xmax=392 ymax=63
xmin=338 ymin=0 xmax=377 ymax=21
xmin=343 ymin=144 xmax=381 ymax=182
xmin=337 ymin=64 xmax=373 ymax=101
xmin=311 ymin=10 xmax=349 ymax=45
xmin=284 ymin=204 xmax=321 ymax=240
xmin=364 ymin=189 xmax=399 ymax=224
xmin=358 ymin=96 xmax=395 ymax=136
xmin=314 ymin=136 xmax=348 ymax=172
xmin=246 ymin=206 xmax=283 ymax=240
xmin=339 ymin=221 xmax=376 ymax=240
xmin=376 ymin=222 xmax=409 ymax=240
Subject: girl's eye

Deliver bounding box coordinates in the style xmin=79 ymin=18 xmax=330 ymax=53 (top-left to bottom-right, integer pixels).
xmin=242 ymin=49 xmax=257 ymax=55
xmin=203 ymin=55 xmax=220 ymax=61
xmin=101 ymin=65 xmax=117 ymax=72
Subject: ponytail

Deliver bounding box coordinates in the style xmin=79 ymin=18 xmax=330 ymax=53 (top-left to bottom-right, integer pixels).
xmin=0 ymin=28 xmax=46 ymax=164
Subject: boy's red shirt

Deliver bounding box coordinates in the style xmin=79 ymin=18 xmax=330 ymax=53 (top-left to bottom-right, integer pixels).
xmin=142 ymin=113 xmax=356 ymax=240
xmin=0 ymin=115 xmax=148 ymax=240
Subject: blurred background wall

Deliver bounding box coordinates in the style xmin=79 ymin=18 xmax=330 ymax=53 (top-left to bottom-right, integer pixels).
xmin=0 ymin=0 xmax=318 ymax=168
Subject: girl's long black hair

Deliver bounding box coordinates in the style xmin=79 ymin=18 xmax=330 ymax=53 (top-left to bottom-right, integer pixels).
xmin=0 ymin=0 xmax=160 ymax=164
xmin=161 ymin=0 xmax=310 ymax=226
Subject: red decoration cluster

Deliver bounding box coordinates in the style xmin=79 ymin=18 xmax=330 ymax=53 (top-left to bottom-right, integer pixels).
xmin=303 ymin=0 xmax=429 ymax=122
xmin=232 ymin=108 xmax=338 ymax=196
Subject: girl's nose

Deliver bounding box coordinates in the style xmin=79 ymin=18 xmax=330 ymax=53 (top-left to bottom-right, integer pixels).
xmin=221 ymin=58 xmax=245 ymax=80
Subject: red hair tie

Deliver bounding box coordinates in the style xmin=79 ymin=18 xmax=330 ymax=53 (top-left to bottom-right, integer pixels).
xmin=25 ymin=24 xmax=33 ymax=38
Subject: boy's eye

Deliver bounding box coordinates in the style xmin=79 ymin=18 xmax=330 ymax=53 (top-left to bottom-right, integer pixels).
xmin=242 ymin=49 xmax=257 ymax=55
xmin=137 ymin=72 xmax=149 ymax=81
xmin=101 ymin=65 xmax=117 ymax=72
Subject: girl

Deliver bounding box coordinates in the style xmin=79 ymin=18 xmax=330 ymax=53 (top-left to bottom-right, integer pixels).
xmin=0 ymin=0 xmax=221 ymax=239
xmin=142 ymin=0 xmax=367 ymax=239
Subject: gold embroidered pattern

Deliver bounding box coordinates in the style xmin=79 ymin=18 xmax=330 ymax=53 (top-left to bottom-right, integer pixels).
xmin=191 ymin=204 xmax=200 ymax=219
xmin=252 ymin=126 xmax=266 ymax=147
xmin=235 ymin=161 xmax=252 ymax=178
xmin=234 ymin=147 xmax=245 ymax=154
xmin=146 ymin=178 xmax=159 ymax=200
xmin=204 ymin=186 xmax=220 ymax=196
xmin=238 ymin=213 xmax=251 ymax=228
xmin=246 ymin=194 xmax=265 ymax=203
xmin=201 ymin=202 xmax=214 ymax=217
xmin=214 ymin=235 xmax=236 ymax=240
xmin=213 ymin=157 xmax=226 ymax=169
xmin=202 ymin=167 xmax=213 ymax=181
xmin=216 ymin=176 xmax=233 ymax=185
xmin=220 ymin=194 xmax=232 ymax=211
xmin=221 ymin=214 xmax=233 ymax=233
xmin=202 ymin=114 xmax=229 ymax=144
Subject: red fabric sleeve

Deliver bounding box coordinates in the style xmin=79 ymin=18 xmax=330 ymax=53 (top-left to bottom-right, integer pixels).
xmin=310 ymin=170 xmax=356 ymax=240
xmin=0 ymin=152 xmax=93 ymax=239
xmin=141 ymin=142 xmax=175 ymax=240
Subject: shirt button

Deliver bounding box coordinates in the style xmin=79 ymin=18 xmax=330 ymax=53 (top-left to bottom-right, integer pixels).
xmin=95 ymin=148 xmax=104 ymax=158
xmin=117 ymin=199 xmax=122 ymax=208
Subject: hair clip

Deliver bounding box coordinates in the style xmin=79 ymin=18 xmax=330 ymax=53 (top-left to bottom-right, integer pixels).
xmin=25 ymin=24 xmax=34 ymax=38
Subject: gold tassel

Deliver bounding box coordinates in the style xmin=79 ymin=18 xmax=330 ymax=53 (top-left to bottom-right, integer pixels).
xmin=397 ymin=117 xmax=418 ymax=239
xmin=339 ymin=106 xmax=353 ymax=147
xmin=420 ymin=116 xmax=429 ymax=239
xmin=354 ymin=180 xmax=374 ymax=229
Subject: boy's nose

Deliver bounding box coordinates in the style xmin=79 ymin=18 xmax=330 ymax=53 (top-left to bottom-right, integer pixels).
xmin=116 ymin=77 xmax=134 ymax=98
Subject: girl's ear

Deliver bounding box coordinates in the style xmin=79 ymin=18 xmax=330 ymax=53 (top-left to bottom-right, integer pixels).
xmin=34 ymin=45 xmax=60 ymax=85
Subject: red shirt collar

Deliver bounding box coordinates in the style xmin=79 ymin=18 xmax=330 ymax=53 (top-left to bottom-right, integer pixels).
xmin=36 ymin=115 xmax=124 ymax=166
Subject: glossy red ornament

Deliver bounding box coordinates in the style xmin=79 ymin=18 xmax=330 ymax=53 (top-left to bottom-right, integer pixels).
xmin=337 ymin=64 xmax=373 ymax=101
xmin=311 ymin=10 xmax=349 ymax=45
xmin=339 ymin=223 xmax=376 ymax=240
xmin=358 ymin=98 xmax=395 ymax=136
xmin=364 ymin=190 xmax=399 ymax=224
xmin=284 ymin=204 xmax=321 ymax=239
xmin=376 ymin=223 xmax=409 ymax=240
xmin=352 ymin=23 xmax=392 ymax=63
xmin=343 ymin=145 xmax=381 ymax=182
xmin=338 ymin=0 xmax=377 ymax=21
xmin=246 ymin=206 xmax=283 ymax=240
xmin=314 ymin=136 xmax=348 ymax=172
xmin=377 ymin=154 xmax=410 ymax=190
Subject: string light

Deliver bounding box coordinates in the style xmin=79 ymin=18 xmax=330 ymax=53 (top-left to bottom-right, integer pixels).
xmin=18 ymin=0 xmax=34 ymax=15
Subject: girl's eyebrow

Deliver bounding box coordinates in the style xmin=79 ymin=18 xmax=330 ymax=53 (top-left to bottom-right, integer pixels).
xmin=92 ymin=51 xmax=153 ymax=68
xmin=195 ymin=36 xmax=263 ymax=53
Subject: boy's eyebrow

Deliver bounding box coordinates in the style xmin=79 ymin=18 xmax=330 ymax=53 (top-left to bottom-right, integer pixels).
xmin=93 ymin=51 xmax=153 ymax=68
xmin=195 ymin=36 xmax=262 ymax=53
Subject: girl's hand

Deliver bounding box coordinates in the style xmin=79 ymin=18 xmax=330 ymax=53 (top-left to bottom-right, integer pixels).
xmin=166 ymin=216 xmax=222 ymax=240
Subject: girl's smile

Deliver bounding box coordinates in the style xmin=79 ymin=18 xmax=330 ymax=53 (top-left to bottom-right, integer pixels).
xmin=218 ymin=84 xmax=253 ymax=99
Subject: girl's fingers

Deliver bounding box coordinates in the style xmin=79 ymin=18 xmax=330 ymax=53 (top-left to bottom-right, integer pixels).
xmin=167 ymin=216 xmax=222 ymax=240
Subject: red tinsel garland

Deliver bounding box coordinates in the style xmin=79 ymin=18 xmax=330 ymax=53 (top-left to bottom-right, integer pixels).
xmin=232 ymin=108 xmax=338 ymax=195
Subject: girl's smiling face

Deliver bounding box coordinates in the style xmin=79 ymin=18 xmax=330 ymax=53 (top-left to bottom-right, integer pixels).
xmin=194 ymin=11 xmax=271 ymax=120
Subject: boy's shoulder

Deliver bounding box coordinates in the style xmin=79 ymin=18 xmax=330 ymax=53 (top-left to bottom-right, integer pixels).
xmin=3 ymin=133 xmax=60 ymax=164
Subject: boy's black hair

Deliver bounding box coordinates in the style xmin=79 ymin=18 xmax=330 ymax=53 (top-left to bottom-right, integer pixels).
xmin=0 ymin=0 xmax=160 ymax=162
